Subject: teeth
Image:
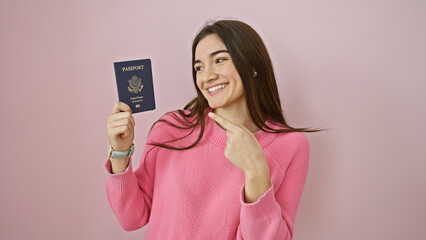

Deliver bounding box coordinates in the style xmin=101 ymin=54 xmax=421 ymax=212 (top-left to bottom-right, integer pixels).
xmin=208 ymin=84 xmax=227 ymax=93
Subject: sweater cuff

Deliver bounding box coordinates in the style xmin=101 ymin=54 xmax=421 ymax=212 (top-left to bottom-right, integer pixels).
xmin=104 ymin=157 xmax=132 ymax=174
xmin=105 ymin=158 xmax=137 ymax=195
xmin=240 ymin=184 xmax=279 ymax=221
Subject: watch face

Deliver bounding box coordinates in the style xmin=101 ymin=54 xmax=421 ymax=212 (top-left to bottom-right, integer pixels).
xmin=108 ymin=144 xmax=112 ymax=158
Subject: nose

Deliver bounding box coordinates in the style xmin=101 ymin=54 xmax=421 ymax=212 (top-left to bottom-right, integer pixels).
xmin=200 ymin=65 xmax=218 ymax=83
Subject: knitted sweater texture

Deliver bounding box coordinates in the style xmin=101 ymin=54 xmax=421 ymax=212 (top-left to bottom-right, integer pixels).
xmin=105 ymin=108 xmax=310 ymax=239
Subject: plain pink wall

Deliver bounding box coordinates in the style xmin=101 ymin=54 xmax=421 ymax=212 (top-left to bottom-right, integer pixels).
xmin=1 ymin=0 xmax=425 ymax=239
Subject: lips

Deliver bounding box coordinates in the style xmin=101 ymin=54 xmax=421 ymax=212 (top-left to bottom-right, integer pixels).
xmin=206 ymin=83 xmax=229 ymax=92
xmin=206 ymin=83 xmax=229 ymax=95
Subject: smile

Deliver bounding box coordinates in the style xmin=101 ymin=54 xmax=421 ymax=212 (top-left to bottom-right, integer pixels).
xmin=207 ymin=83 xmax=229 ymax=94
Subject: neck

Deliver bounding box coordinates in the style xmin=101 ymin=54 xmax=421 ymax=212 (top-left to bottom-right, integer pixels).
xmin=213 ymin=100 xmax=259 ymax=133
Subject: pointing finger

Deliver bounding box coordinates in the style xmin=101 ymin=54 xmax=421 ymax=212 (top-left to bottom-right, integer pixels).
xmin=208 ymin=112 xmax=239 ymax=133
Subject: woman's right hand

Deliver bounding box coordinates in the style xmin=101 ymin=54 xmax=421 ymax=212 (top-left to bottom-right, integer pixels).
xmin=106 ymin=101 xmax=135 ymax=153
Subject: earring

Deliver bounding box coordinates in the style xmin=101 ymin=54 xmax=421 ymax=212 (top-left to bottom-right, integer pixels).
xmin=253 ymin=71 xmax=258 ymax=78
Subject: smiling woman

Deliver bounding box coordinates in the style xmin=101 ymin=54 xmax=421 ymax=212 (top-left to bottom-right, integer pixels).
xmin=194 ymin=34 xmax=246 ymax=117
xmin=105 ymin=19 xmax=323 ymax=240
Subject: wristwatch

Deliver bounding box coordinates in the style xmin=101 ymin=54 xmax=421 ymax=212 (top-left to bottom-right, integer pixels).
xmin=108 ymin=143 xmax=134 ymax=158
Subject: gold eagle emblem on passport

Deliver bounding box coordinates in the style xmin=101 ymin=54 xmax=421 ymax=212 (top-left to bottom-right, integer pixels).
xmin=128 ymin=75 xmax=144 ymax=94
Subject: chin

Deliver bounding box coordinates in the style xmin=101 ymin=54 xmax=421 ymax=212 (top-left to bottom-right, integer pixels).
xmin=207 ymin=103 xmax=219 ymax=109
xmin=207 ymin=100 xmax=225 ymax=110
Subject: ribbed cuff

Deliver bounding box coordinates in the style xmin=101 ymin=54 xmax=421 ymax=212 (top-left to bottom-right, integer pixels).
xmin=104 ymin=157 xmax=132 ymax=173
xmin=240 ymin=184 xmax=279 ymax=221
xmin=105 ymin=158 xmax=137 ymax=195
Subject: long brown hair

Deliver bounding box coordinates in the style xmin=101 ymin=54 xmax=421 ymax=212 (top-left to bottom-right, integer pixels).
xmin=145 ymin=20 xmax=322 ymax=164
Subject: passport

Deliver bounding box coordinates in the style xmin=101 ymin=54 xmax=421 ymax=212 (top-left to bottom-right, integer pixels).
xmin=113 ymin=59 xmax=156 ymax=114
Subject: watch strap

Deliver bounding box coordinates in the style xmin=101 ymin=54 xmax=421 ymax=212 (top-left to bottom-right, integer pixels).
xmin=109 ymin=144 xmax=134 ymax=158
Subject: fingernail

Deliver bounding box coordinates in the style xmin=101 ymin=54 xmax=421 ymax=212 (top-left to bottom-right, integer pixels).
xmin=208 ymin=112 xmax=213 ymax=118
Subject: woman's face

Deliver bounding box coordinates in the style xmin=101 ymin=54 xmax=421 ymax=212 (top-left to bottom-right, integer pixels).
xmin=194 ymin=34 xmax=245 ymax=110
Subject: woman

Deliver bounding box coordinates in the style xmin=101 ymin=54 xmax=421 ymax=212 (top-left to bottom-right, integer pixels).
xmin=106 ymin=19 xmax=320 ymax=239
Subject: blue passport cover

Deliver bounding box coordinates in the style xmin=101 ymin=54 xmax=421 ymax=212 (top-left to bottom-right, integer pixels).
xmin=113 ymin=59 xmax=156 ymax=113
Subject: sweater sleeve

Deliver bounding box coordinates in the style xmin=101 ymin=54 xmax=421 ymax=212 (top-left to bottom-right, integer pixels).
xmin=238 ymin=133 xmax=310 ymax=240
xmin=105 ymin=124 xmax=162 ymax=231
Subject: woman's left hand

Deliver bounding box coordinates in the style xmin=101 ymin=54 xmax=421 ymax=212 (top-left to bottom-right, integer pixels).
xmin=208 ymin=112 xmax=269 ymax=175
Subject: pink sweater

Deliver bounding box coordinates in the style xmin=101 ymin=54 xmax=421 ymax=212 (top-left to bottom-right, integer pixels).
xmin=105 ymin=108 xmax=310 ymax=239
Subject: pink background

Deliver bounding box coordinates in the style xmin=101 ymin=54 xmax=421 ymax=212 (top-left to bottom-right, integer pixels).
xmin=1 ymin=0 xmax=425 ymax=239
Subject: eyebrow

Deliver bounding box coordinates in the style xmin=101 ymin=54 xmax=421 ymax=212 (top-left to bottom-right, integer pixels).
xmin=194 ymin=50 xmax=229 ymax=65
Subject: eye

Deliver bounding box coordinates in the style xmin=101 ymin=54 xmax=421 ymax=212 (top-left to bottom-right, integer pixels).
xmin=215 ymin=57 xmax=227 ymax=64
xmin=194 ymin=65 xmax=204 ymax=72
